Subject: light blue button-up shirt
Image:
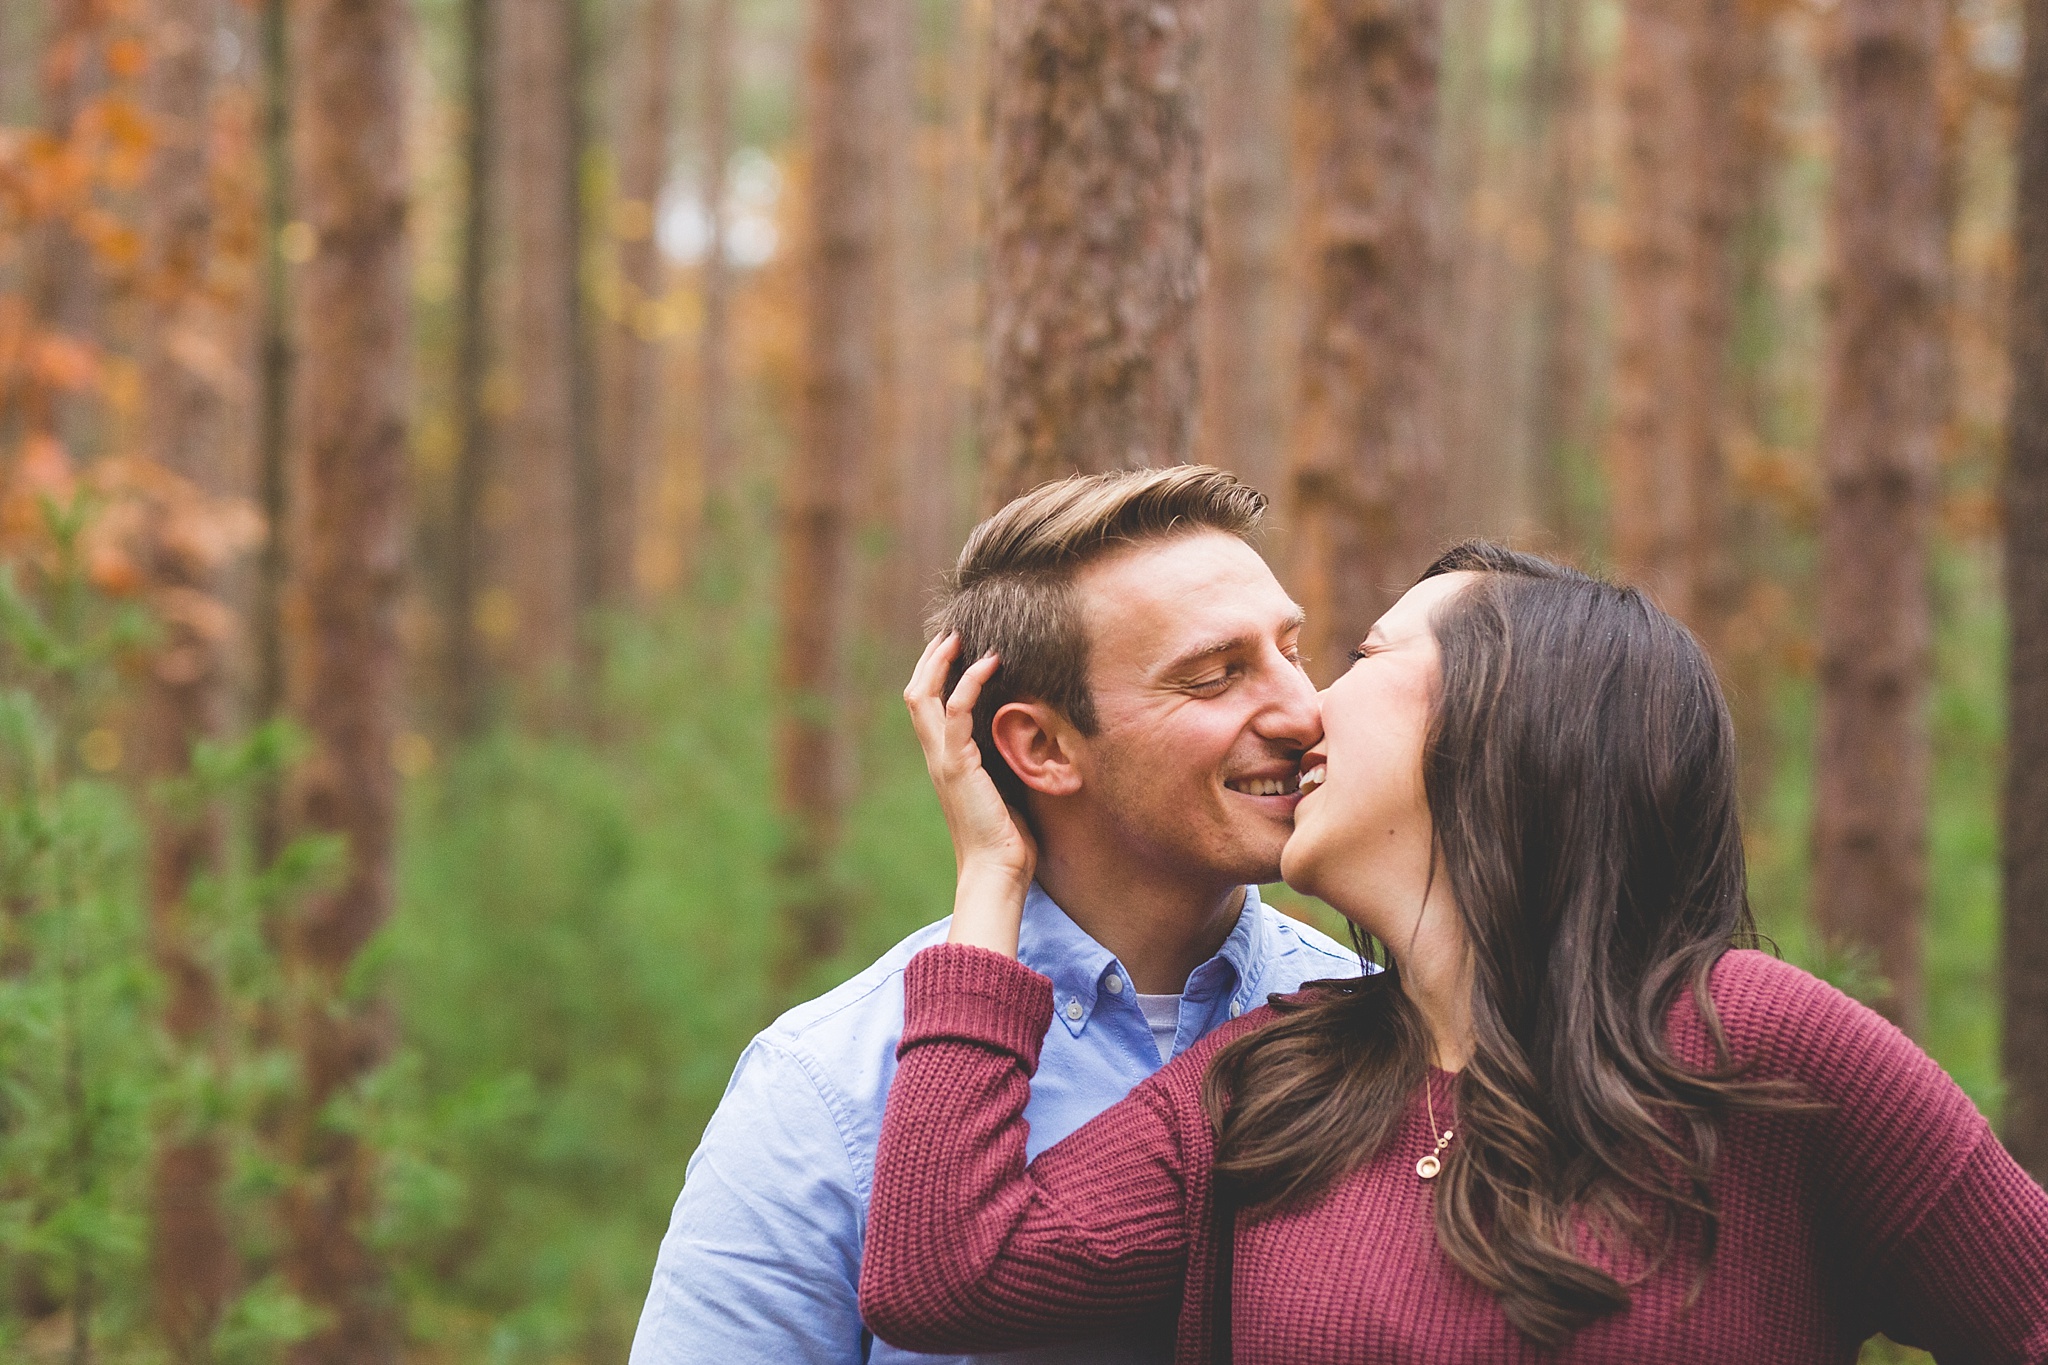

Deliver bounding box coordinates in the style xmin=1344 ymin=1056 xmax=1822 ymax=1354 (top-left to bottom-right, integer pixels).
xmin=629 ymin=884 xmax=1362 ymax=1365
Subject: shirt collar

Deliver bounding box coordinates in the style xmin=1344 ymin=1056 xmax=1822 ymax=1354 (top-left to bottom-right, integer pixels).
xmin=1016 ymin=882 xmax=1271 ymax=1038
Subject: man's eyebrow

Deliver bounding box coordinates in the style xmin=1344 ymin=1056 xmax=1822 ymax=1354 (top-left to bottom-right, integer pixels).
xmin=1159 ymin=610 xmax=1307 ymax=676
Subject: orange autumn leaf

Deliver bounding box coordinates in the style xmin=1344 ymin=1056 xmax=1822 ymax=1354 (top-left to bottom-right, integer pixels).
xmin=104 ymin=36 xmax=148 ymax=78
xmin=30 ymin=333 xmax=101 ymax=391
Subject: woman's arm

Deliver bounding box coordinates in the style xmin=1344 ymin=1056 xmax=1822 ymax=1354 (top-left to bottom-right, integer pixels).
xmin=1866 ymin=1133 xmax=2048 ymax=1362
xmin=1720 ymin=953 xmax=2048 ymax=1357
xmin=859 ymin=944 xmax=1194 ymax=1353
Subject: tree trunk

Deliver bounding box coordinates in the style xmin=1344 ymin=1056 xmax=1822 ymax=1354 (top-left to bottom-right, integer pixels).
xmin=253 ymin=0 xmax=291 ymax=764
xmin=1811 ymin=0 xmax=1945 ymax=1037
xmin=2003 ymin=0 xmax=2048 ymax=1181
xmin=140 ymin=0 xmax=235 ymax=1349
xmin=1439 ymin=0 xmax=1519 ymax=543
xmin=281 ymin=0 xmax=410 ymax=1346
xmin=775 ymin=0 xmax=892 ymax=977
xmin=895 ymin=0 xmax=984 ymax=617
xmin=1526 ymin=0 xmax=1587 ymax=553
xmin=446 ymin=0 xmax=498 ymax=736
xmin=1195 ymin=0 xmax=1285 ymax=503
xmin=979 ymin=0 xmax=1205 ymax=506
xmin=697 ymin=0 xmax=735 ymax=529
xmin=1608 ymin=0 xmax=1744 ymax=623
xmin=1290 ymin=0 xmax=1445 ymax=683
xmin=502 ymin=0 xmax=580 ymax=682
xmin=600 ymin=0 xmax=679 ymax=606
xmin=29 ymin=0 xmax=102 ymax=462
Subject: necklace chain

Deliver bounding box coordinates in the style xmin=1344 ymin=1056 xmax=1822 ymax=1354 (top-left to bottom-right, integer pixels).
xmin=1417 ymin=1079 xmax=1454 ymax=1181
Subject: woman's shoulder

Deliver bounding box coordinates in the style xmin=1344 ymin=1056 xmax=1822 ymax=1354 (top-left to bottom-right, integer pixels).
xmin=1700 ymin=947 xmax=1988 ymax=1144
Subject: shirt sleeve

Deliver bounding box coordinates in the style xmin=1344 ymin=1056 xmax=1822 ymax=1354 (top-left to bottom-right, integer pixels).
xmin=629 ymin=1037 xmax=870 ymax=1365
xmin=860 ymin=944 xmax=1192 ymax=1354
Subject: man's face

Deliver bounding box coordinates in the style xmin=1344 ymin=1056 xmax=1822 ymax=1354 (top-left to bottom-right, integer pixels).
xmin=1063 ymin=531 xmax=1320 ymax=889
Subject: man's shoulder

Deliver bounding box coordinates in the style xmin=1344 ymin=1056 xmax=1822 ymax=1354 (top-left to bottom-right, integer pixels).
xmin=757 ymin=916 xmax=953 ymax=1058
xmin=1258 ymin=900 xmax=1364 ymax=987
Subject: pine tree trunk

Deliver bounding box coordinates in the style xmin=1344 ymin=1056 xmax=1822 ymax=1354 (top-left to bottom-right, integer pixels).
xmin=502 ymin=0 xmax=580 ymax=681
xmin=1290 ymin=0 xmax=1445 ymax=682
xmin=281 ymin=0 xmax=410 ymax=1345
xmin=775 ymin=0 xmax=892 ymax=977
xmin=253 ymin=0 xmax=292 ymax=758
xmin=1527 ymin=0 xmax=1586 ymax=553
xmin=29 ymin=0 xmax=102 ymax=461
xmin=979 ymin=0 xmax=1204 ymax=506
xmin=1196 ymin=0 xmax=1285 ymax=503
xmin=2002 ymin=0 xmax=2048 ymax=1181
xmin=140 ymin=0 xmax=235 ymax=1348
xmin=447 ymin=0 xmax=498 ymax=735
xmin=600 ymin=0 xmax=678 ymax=607
xmin=1811 ymin=0 xmax=1945 ymax=1037
xmin=697 ymin=0 xmax=735 ymax=527
xmin=896 ymin=0 xmax=983 ymax=614
xmin=1439 ymin=0 xmax=1518 ymax=543
xmin=1610 ymin=0 xmax=1721 ymax=619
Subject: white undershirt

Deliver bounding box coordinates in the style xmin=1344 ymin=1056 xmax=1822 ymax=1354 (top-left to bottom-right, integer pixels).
xmin=1135 ymin=993 xmax=1182 ymax=1065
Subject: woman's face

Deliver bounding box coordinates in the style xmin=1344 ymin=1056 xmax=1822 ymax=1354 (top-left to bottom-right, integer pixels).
xmin=1282 ymin=572 xmax=1475 ymax=930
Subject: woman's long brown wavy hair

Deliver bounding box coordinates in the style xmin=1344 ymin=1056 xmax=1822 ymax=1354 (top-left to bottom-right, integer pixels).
xmin=1202 ymin=542 xmax=1816 ymax=1345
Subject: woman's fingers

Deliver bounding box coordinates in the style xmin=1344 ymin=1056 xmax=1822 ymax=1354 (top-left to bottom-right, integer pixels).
xmin=947 ymin=652 xmax=999 ymax=720
xmin=905 ymin=631 xmax=960 ymax=712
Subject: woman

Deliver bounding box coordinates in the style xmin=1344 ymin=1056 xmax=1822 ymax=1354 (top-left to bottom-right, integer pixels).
xmin=860 ymin=543 xmax=2048 ymax=1363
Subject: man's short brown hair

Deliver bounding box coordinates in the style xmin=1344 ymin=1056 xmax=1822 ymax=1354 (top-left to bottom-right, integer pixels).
xmin=926 ymin=465 xmax=1267 ymax=806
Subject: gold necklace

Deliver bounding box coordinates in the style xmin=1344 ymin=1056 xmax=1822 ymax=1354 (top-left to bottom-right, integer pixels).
xmin=1416 ymin=1078 xmax=1454 ymax=1180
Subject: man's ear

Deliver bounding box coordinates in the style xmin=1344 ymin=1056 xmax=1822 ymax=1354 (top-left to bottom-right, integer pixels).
xmin=989 ymin=700 xmax=1084 ymax=798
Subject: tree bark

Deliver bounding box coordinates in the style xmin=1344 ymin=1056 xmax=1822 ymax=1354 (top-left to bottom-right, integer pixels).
xmin=29 ymin=0 xmax=102 ymax=462
xmin=253 ymin=0 xmax=291 ymax=765
xmin=600 ymin=0 xmax=679 ymax=606
xmin=2003 ymin=0 xmax=2048 ymax=1181
xmin=775 ymin=0 xmax=892 ymax=976
xmin=502 ymin=0 xmax=580 ymax=681
xmin=895 ymin=0 xmax=983 ymax=619
xmin=697 ymin=0 xmax=735 ymax=528
xmin=1289 ymin=0 xmax=1445 ymax=683
xmin=282 ymin=0 xmax=410 ymax=1346
xmin=446 ymin=0 xmax=497 ymax=736
xmin=139 ymin=0 xmax=235 ymax=1349
xmin=1811 ymin=0 xmax=1945 ymax=1037
xmin=979 ymin=0 xmax=1205 ymax=506
xmin=1526 ymin=0 xmax=1587 ymax=553
xmin=1195 ymin=0 xmax=1285 ymax=503
xmin=1607 ymin=0 xmax=1748 ymax=625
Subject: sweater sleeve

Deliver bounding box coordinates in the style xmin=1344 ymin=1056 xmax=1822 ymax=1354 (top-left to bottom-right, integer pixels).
xmin=859 ymin=944 xmax=1193 ymax=1354
xmin=1713 ymin=953 xmax=2048 ymax=1357
xmin=1866 ymin=1131 xmax=2048 ymax=1363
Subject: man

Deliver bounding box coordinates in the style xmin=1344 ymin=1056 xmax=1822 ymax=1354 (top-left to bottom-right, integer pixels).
xmin=630 ymin=466 xmax=1361 ymax=1364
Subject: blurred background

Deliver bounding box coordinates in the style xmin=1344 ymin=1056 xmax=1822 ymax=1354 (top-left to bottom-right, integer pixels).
xmin=0 ymin=0 xmax=2039 ymax=1359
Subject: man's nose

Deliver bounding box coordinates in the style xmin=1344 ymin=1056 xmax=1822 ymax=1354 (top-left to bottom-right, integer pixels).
xmin=1257 ymin=650 xmax=1323 ymax=745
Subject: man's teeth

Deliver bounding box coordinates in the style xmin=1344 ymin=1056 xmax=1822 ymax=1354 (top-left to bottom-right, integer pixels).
xmin=1229 ymin=777 xmax=1294 ymax=797
xmin=1297 ymin=764 xmax=1328 ymax=794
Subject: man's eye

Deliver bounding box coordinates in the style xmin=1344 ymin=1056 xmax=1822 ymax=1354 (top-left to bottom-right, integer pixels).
xmin=1188 ymin=671 xmax=1234 ymax=694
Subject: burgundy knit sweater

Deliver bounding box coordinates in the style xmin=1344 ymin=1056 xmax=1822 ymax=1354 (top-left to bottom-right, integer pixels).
xmin=860 ymin=944 xmax=2048 ymax=1363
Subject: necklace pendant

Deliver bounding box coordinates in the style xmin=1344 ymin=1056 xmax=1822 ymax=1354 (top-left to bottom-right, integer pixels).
xmin=1415 ymin=1153 xmax=1441 ymax=1180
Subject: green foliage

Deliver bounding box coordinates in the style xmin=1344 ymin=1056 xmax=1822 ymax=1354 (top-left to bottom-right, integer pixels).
xmin=384 ymin=599 xmax=953 ymax=1360
xmin=0 ymin=510 xmax=159 ymax=1359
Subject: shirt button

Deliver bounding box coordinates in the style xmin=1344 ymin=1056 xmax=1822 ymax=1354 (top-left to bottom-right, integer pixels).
xmin=1065 ymin=999 xmax=1084 ymax=1022
xmin=1104 ymin=973 xmax=1124 ymax=995
xmin=1229 ymin=1000 xmax=1243 ymax=1018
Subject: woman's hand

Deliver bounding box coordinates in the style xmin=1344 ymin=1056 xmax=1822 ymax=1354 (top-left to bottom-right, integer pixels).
xmin=905 ymin=633 xmax=1037 ymax=957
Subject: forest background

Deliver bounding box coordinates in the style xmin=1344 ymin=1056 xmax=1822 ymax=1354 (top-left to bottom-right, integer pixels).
xmin=1 ymin=0 xmax=2045 ymax=1360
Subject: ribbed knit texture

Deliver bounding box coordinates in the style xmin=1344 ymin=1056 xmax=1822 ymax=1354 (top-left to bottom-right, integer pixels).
xmin=862 ymin=945 xmax=2048 ymax=1363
